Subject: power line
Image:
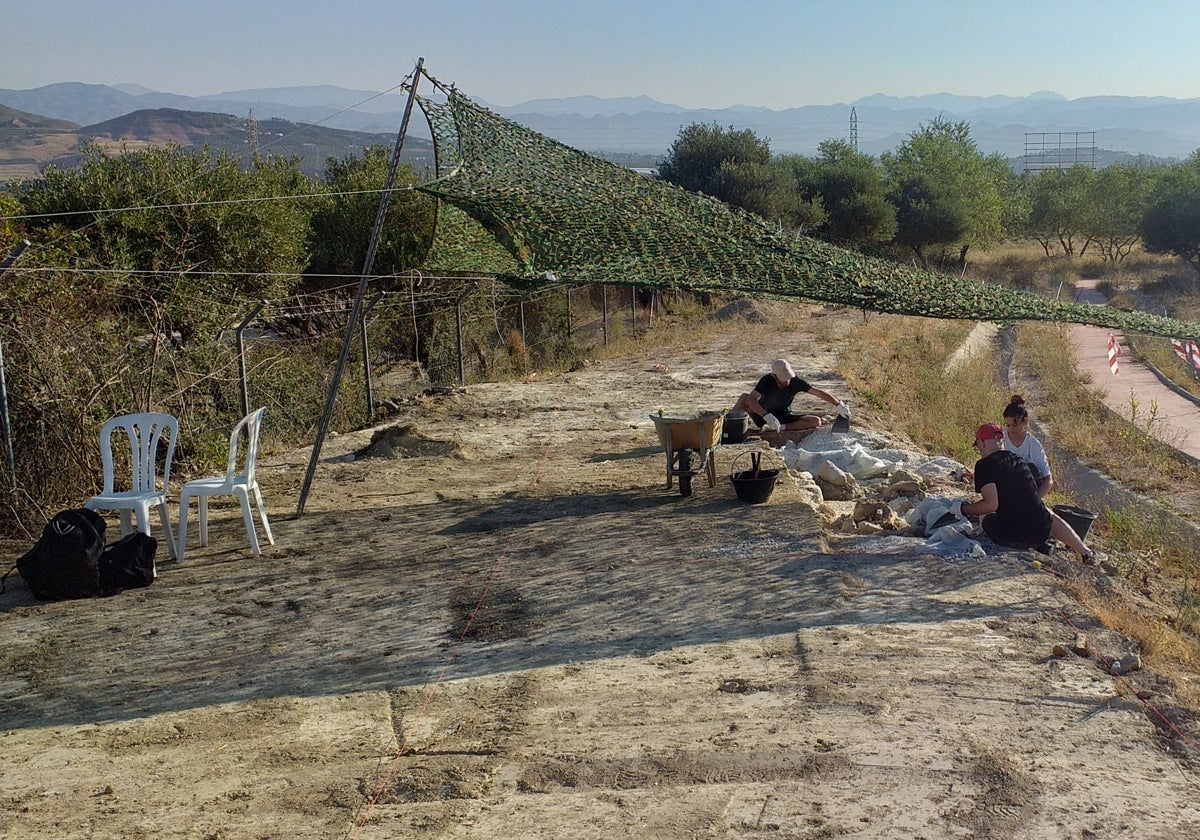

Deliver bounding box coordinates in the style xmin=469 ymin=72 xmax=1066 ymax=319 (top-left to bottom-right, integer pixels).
xmin=0 ymin=187 xmax=411 ymax=223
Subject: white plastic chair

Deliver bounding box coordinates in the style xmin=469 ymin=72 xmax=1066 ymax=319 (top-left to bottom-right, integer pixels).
xmin=85 ymin=411 xmax=179 ymax=561
xmin=176 ymin=407 xmax=274 ymax=562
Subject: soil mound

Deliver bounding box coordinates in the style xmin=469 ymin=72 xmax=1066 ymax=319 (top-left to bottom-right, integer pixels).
xmin=355 ymin=423 xmax=464 ymax=459
xmin=712 ymin=298 xmax=776 ymax=323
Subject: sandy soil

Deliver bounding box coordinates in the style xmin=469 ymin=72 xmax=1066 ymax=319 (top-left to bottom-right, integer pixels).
xmin=2 ymin=303 xmax=1199 ymax=840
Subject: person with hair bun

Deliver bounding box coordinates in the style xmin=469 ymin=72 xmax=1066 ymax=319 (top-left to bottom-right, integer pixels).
xmin=959 ymin=423 xmax=1098 ymax=562
xmin=1002 ymin=395 xmax=1052 ymax=499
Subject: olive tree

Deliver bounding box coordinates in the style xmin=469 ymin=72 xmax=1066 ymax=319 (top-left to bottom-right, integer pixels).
xmin=1140 ymin=151 xmax=1200 ymax=275
xmin=882 ymin=116 xmax=1003 ymax=267
xmin=15 ymin=142 xmax=313 ymax=341
xmin=784 ymin=140 xmax=895 ymax=246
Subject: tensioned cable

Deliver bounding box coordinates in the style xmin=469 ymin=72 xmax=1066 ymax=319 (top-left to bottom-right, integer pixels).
xmin=7 ymin=70 xmax=422 ymax=253
xmin=0 ymin=187 xmax=413 ymax=223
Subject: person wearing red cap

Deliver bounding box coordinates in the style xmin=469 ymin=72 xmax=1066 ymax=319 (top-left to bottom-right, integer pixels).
xmin=732 ymin=358 xmax=848 ymax=432
xmin=961 ymin=423 xmax=1098 ymax=561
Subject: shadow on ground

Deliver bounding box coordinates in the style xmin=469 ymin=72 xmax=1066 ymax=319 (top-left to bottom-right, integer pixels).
xmin=0 ymin=487 xmax=1023 ymax=731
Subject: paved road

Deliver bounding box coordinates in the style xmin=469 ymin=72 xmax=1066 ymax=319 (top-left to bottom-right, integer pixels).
xmin=1068 ymin=279 xmax=1200 ymax=462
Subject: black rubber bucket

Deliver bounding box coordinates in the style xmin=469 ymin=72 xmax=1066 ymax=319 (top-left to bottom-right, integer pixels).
xmin=1053 ymin=504 xmax=1097 ymax=542
xmin=723 ymin=411 xmax=750 ymax=444
xmin=729 ymin=451 xmax=780 ymax=504
xmin=731 ymin=470 xmax=779 ymax=503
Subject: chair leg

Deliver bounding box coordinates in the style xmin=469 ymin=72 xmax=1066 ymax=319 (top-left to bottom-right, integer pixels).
xmin=156 ymin=502 xmax=177 ymax=561
xmin=253 ymin=484 xmax=275 ymax=546
xmin=134 ymin=503 xmax=152 ymax=537
xmin=119 ymin=509 xmax=134 ymax=537
xmin=235 ymin=487 xmax=261 ymax=554
xmin=198 ymin=497 xmax=209 ymax=546
xmin=176 ymin=492 xmax=191 ymax=563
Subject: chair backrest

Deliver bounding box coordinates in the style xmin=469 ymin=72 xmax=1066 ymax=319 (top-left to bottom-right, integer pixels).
xmin=98 ymin=412 xmax=179 ymax=495
xmin=223 ymin=407 xmax=266 ymax=486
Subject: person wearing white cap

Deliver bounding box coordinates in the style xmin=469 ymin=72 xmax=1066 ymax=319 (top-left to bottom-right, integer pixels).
xmin=732 ymin=359 xmax=848 ymax=432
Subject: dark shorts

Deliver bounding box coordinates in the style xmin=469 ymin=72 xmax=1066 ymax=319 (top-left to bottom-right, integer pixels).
xmin=980 ymin=513 xmax=1052 ymax=549
xmin=750 ymin=410 xmax=806 ymax=428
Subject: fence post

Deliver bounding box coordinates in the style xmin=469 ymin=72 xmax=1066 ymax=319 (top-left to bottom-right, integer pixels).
xmin=0 ymin=240 xmax=30 ymax=491
xmin=236 ymin=301 xmax=267 ymax=418
xmin=566 ymin=286 xmax=573 ymax=341
xmin=0 ymin=340 xmax=15 ymax=491
xmin=602 ymin=285 xmax=608 ymax=346
xmin=630 ymin=286 xmax=637 ymax=334
xmin=519 ymin=295 xmax=528 ymax=374
xmin=361 ymin=291 xmax=385 ymax=420
xmin=456 ymin=283 xmax=478 ymax=385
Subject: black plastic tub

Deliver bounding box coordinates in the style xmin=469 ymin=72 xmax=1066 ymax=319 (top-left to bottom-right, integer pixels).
xmin=723 ymin=411 xmax=750 ymax=444
xmin=730 ymin=469 xmax=779 ymax=503
xmin=1053 ymin=503 xmax=1097 ymax=541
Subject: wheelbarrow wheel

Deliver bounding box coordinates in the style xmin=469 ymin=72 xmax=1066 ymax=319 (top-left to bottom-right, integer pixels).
xmin=678 ymin=448 xmax=694 ymax=497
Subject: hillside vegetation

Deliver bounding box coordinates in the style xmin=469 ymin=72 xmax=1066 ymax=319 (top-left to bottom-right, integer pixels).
xmin=0 ymin=105 xmax=433 ymax=183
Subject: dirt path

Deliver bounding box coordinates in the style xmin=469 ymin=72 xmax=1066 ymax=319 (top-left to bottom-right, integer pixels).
xmin=2 ymin=305 xmax=1199 ymax=839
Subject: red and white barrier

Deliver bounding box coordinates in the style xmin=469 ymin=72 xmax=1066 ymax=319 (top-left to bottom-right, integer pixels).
xmin=1107 ymin=334 xmax=1121 ymax=375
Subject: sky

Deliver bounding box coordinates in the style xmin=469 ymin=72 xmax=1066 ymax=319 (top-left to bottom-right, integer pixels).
xmin=3 ymin=0 xmax=1199 ymax=109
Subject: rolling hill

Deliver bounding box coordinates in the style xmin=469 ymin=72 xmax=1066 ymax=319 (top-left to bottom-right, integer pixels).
xmin=0 ymin=105 xmax=434 ymax=185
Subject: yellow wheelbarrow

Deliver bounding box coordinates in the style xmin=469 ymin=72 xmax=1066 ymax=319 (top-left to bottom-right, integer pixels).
xmin=649 ymin=409 xmax=725 ymax=497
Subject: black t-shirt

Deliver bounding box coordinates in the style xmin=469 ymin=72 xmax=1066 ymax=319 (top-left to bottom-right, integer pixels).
xmin=754 ymin=373 xmax=812 ymax=415
xmin=974 ymin=449 xmax=1051 ymax=544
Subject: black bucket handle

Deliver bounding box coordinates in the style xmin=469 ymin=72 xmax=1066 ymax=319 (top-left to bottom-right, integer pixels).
xmin=729 ymin=449 xmax=782 ymax=477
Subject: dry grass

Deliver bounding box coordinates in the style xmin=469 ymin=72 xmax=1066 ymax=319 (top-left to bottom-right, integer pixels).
xmin=836 ymin=313 xmax=1003 ymax=465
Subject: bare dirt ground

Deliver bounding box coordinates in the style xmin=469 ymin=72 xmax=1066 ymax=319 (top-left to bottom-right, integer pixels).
xmin=3 ymin=303 xmax=1199 ymax=840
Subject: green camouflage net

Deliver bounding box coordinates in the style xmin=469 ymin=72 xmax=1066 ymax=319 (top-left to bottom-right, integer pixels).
xmin=415 ymin=85 xmax=1200 ymax=340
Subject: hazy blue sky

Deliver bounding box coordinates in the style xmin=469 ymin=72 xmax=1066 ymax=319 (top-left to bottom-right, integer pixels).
xmin=4 ymin=0 xmax=1198 ymax=108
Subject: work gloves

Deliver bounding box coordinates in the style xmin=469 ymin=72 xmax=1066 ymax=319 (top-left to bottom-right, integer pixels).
xmin=836 ymin=401 xmax=851 ymax=419
xmin=762 ymin=413 xmax=782 ymax=432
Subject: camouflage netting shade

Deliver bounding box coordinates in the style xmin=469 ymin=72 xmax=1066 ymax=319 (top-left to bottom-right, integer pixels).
xmin=413 ymin=82 xmax=1200 ymax=341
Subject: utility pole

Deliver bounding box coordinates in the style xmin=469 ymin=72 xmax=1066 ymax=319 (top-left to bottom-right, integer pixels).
xmin=849 ymin=107 xmax=858 ymax=152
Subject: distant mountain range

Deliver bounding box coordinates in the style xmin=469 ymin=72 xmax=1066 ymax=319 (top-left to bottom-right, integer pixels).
xmin=0 ymin=101 xmax=433 ymax=184
xmin=2 ymin=82 xmax=1199 ymax=184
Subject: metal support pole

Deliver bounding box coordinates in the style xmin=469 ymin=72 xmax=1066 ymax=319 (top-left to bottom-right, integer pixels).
xmin=236 ymin=300 xmax=267 ymax=418
xmin=0 ymin=240 xmax=30 ymax=491
xmin=0 ymin=240 xmax=30 ymax=274
xmin=456 ymin=283 xmax=477 ymax=385
xmin=297 ymin=57 xmax=423 ymax=517
xmin=602 ymin=285 xmax=609 ymax=346
xmin=361 ymin=291 xmax=385 ymax=420
xmin=0 ymin=340 xmax=15 ymax=491
xmin=565 ymin=286 xmax=573 ymax=341
xmin=630 ymin=287 xmax=637 ymax=334
xmin=519 ymin=296 xmax=528 ymax=374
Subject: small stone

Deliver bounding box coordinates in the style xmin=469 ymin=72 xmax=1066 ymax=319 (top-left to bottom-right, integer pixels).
xmin=882 ymin=480 xmax=921 ymax=499
xmin=1110 ymin=653 xmax=1141 ymax=675
xmin=888 ymin=468 xmax=923 ymax=486
xmin=1071 ymin=634 xmax=1090 ymax=656
xmin=1051 ymin=644 xmax=1071 ymax=658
